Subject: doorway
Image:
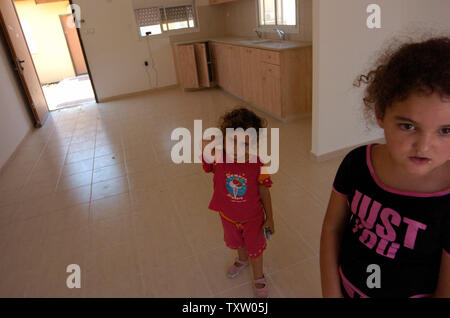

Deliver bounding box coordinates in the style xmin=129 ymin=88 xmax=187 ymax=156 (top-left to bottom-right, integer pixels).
xmin=13 ymin=0 xmax=96 ymax=111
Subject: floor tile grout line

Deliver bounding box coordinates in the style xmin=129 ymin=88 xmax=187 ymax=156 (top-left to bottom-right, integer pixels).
xmin=166 ymin=186 xmax=216 ymax=298
xmin=13 ymin=115 xmax=73 ymax=226
xmin=275 ymin=211 xmax=318 ymax=257
xmin=264 ymin=254 xmax=319 ymax=278
xmin=118 ymin=117 xmax=151 ymax=296
xmin=19 ymin=121 xmax=59 ymax=196
xmin=52 ymin=112 xmax=80 ymax=195
xmin=2 ymin=88 xmax=332 ymax=298
xmin=170 ymin=187 xmax=216 ymax=298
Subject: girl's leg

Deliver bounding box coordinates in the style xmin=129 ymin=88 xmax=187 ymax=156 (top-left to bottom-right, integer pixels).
xmin=227 ymin=247 xmax=249 ymax=278
xmin=234 ymin=247 xmax=248 ymax=266
xmin=250 ymin=254 xmax=265 ymax=288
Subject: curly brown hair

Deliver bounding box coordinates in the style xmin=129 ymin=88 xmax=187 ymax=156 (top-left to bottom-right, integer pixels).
xmin=219 ymin=107 xmax=267 ymax=139
xmin=354 ymin=37 xmax=450 ymax=119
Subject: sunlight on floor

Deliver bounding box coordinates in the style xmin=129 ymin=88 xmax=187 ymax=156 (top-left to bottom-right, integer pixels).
xmin=42 ymin=74 xmax=95 ymax=111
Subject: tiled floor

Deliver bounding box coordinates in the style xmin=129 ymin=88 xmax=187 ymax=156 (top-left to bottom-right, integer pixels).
xmin=0 ymin=86 xmax=344 ymax=298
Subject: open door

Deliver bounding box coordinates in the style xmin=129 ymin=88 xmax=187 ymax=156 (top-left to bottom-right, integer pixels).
xmin=60 ymin=14 xmax=87 ymax=76
xmin=194 ymin=43 xmax=211 ymax=88
xmin=0 ymin=0 xmax=48 ymax=127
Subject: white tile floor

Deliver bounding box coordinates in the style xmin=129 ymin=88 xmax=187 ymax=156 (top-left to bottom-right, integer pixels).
xmin=0 ymin=86 xmax=344 ymax=297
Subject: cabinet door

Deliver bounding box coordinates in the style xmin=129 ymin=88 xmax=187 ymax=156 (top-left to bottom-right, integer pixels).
xmin=260 ymin=62 xmax=281 ymax=117
xmin=194 ymin=43 xmax=211 ymax=88
xmin=176 ymin=44 xmax=199 ymax=89
xmin=213 ymin=43 xmax=225 ymax=87
xmin=221 ymin=44 xmax=232 ymax=91
xmin=215 ymin=43 xmax=231 ymax=90
xmin=229 ymin=45 xmax=242 ymax=97
xmin=240 ymin=47 xmax=260 ymax=105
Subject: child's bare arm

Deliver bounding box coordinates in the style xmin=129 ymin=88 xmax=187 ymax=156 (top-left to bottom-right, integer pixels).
xmin=433 ymin=251 xmax=450 ymax=297
xmin=201 ymin=139 xmax=215 ymax=173
xmin=320 ymin=191 xmax=350 ymax=298
xmin=259 ymin=185 xmax=274 ymax=234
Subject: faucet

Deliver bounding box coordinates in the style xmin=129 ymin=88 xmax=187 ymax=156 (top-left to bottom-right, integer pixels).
xmin=275 ymin=28 xmax=287 ymax=40
xmin=254 ymin=28 xmax=263 ymax=39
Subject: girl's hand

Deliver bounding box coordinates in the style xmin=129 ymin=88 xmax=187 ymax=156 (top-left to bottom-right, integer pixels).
xmin=202 ymin=139 xmax=216 ymax=155
xmin=263 ymin=217 xmax=275 ymax=235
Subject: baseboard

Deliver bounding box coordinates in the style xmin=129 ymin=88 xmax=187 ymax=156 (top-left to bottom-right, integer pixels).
xmin=310 ymin=137 xmax=386 ymax=162
xmin=98 ymin=84 xmax=179 ymax=103
xmin=219 ymin=87 xmax=310 ymax=123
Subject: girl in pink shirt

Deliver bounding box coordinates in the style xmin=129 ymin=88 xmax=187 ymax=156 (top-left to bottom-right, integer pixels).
xmin=201 ymin=108 xmax=274 ymax=298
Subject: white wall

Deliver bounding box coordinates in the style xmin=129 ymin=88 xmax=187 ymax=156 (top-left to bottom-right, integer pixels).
xmin=312 ymin=0 xmax=450 ymax=158
xmin=72 ymin=0 xmax=226 ymax=101
xmin=14 ymin=0 xmax=75 ymax=84
xmin=223 ymin=0 xmax=312 ymax=42
xmin=0 ymin=34 xmax=33 ymax=170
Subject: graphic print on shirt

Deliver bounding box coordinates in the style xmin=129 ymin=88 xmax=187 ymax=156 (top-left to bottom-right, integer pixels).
xmin=226 ymin=173 xmax=247 ymax=202
xmin=350 ymin=189 xmax=427 ymax=259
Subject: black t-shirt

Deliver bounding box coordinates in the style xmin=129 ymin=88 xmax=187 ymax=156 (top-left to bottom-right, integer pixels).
xmin=333 ymin=144 xmax=450 ymax=298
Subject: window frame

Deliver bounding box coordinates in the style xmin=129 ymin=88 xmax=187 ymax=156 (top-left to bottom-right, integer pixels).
xmin=134 ymin=3 xmax=199 ymax=40
xmin=255 ymin=0 xmax=300 ymax=34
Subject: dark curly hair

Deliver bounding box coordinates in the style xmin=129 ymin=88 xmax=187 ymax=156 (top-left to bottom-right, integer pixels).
xmin=354 ymin=37 xmax=450 ymax=119
xmin=219 ymin=107 xmax=267 ymax=139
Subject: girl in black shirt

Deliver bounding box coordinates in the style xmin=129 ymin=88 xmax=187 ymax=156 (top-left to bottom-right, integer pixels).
xmin=320 ymin=37 xmax=450 ymax=298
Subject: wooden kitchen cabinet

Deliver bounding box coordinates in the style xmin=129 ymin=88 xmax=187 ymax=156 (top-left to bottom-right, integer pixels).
xmin=212 ymin=43 xmax=242 ymax=97
xmin=175 ymin=44 xmax=199 ymax=89
xmin=211 ymin=42 xmax=228 ymax=88
xmin=260 ymin=62 xmax=282 ymax=117
xmin=173 ymin=42 xmax=211 ymax=89
xmin=228 ymin=45 xmax=242 ymax=97
xmin=210 ymin=40 xmax=312 ymax=121
xmin=239 ymin=47 xmax=260 ymax=106
xmin=194 ymin=43 xmax=211 ymax=88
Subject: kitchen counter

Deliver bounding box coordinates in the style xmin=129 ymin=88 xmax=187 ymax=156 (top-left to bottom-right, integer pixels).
xmin=172 ymin=37 xmax=312 ymax=52
xmin=172 ymin=36 xmax=312 ymax=121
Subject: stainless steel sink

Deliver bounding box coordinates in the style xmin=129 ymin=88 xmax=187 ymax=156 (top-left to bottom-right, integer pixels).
xmin=232 ymin=39 xmax=281 ymax=45
xmin=254 ymin=41 xmax=282 ymax=45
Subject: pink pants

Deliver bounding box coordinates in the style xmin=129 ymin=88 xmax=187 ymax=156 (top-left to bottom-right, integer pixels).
xmin=220 ymin=212 xmax=267 ymax=258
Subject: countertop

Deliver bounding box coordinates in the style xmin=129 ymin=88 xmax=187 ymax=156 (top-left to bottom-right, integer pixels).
xmin=172 ymin=37 xmax=312 ymax=52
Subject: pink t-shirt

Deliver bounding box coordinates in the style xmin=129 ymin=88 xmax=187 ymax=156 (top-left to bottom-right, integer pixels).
xmin=202 ymin=153 xmax=272 ymax=222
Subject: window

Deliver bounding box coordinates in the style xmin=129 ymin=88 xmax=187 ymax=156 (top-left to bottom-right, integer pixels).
xmin=135 ymin=4 xmax=196 ymax=37
xmin=258 ymin=0 xmax=297 ymax=27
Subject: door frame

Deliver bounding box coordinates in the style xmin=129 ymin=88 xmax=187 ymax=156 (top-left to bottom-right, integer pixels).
xmin=67 ymin=0 xmax=98 ymax=103
xmin=0 ymin=0 xmax=49 ymax=127
xmin=2 ymin=0 xmax=99 ymax=126
xmin=0 ymin=20 xmax=36 ymax=124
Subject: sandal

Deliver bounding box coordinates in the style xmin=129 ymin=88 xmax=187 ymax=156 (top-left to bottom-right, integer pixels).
xmin=253 ymin=276 xmax=269 ymax=298
xmin=226 ymin=258 xmax=249 ymax=278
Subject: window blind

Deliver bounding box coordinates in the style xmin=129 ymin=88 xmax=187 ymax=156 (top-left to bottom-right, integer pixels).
xmin=160 ymin=5 xmax=192 ymax=23
xmin=135 ymin=7 xmax=160 ymax=27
